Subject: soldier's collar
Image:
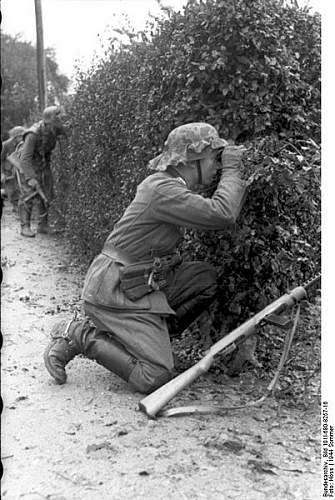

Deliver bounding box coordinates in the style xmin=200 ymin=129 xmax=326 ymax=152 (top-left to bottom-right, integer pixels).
xmin=165 ymin=167 xmax=187 ymax=186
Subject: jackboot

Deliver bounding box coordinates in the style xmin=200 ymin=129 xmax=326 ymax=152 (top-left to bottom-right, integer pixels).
xmin=37 ymin=213 xmax=49 ymax=234
xmin=44 ymin=318 xmax=136 ymax=384
xmin=12 ymin=200 xmax=19 ymax=214
xmin=44 ymin=319 xmax=82 ymax=384
xmin=19 ymin=202 xmax=35 ymax=237
xmin=21 ymin=225 xmax=36 ymax=237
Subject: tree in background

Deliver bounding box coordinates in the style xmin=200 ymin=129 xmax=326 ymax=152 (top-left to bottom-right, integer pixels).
xmin=1 ymin=33 xmax=69 ymax=137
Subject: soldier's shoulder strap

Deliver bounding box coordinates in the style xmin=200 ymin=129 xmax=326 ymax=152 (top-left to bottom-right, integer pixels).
xmin=23 ymin=121 xmax=43 ymax=138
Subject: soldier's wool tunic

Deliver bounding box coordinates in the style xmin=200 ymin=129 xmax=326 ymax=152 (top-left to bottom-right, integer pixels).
xmin=1 ymin=138 xmax=20 ymax=206
xmin=42 ymin=123 xmax=249 ymax=394
xmin=1 ymin=138 xmax=17 ymax=176
xmin=20 ymin=121 xmax=60 ymax=200
xmin=81 ymin=169 xmax=246 ymax=385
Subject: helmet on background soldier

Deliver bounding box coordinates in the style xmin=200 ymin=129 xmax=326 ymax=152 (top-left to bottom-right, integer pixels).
xmin=8 ymin=126 xmax=26 ymax=140
xmin=42 ymin=105 xmax=67 ymax=136
xmin=42 ymin=106 xmax=64 ymax=125
xmin=148 ymin=122 xmax=228 ymax=172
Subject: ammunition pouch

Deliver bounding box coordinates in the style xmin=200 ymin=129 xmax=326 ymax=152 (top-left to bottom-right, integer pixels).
xmin=119 ymin=253 xmax=182 ymax=302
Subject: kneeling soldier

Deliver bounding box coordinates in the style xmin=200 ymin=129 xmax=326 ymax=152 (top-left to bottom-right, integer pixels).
xmin=44 ymin=122 xmax=247 ymax=394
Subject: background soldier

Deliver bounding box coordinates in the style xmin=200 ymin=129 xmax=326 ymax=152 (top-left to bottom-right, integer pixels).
xmin=1 ymin=126 xmax=26 ymax=212
xmin=44 ymin=123 xmax=248 ymax=394
xmin=18 ymin=105 xmax=66 ymax=237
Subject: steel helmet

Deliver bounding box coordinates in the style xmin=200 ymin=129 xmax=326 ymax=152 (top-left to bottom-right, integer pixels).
xmin=148 ymin=122 xmax=228 ymax=171
xmin=8 ymin=126 xmax=26 ymax=139
xmin=43 ymin=105 xmax=63 ymax=123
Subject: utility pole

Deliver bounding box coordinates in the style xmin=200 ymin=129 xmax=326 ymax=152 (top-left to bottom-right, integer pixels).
xmin=34 ymin=0 xmax=47 ymax=111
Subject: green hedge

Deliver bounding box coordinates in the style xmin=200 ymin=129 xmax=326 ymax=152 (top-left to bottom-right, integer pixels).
xmin=51 ymin=0 xmax=321 ymax=334
xmin=183 ymin=136 xmax=320 ymax=334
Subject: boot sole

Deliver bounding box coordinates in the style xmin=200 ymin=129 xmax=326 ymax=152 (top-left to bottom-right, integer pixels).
xmin=43 ymin=344 xmax=67 ymax=384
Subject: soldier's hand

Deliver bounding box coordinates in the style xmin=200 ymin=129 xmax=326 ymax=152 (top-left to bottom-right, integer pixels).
xmin=220 ymin=145 xmax=250 ymax=181
xmin=221 ymin=145 xmax=247 ymax=169
xmin=27 ymin=178 xmax=40 ymax=189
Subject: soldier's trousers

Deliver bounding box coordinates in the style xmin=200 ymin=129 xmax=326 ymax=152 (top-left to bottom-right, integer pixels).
xmin=18 ymin=167 xmax=53 ymax=228
xmin=3 ymin=177 xmax=20 ymax=208
xmin=74 ymin=261 xmax=217 ymax=393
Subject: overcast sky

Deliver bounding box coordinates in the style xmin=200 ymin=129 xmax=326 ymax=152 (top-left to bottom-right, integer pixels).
xmin=1 ymin=0 xmax=189 ymax=78
xmin=1 ymin=0 xmax=326 ymax=80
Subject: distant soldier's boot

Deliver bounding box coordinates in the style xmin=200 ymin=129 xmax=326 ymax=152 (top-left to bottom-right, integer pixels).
xmin=21 ymin=226 xmax=35 ymax=237
xmin=19 ymin=202 xmax=35 ymax=237
xmin=37 ymin=212 xmax=49 ymax=234
xmin=11 ymin=199 xmax=19 ymax=214
xmin=44 ymin=318 xmax=136 ymax=385
xmin=11 ymin=188 xmax=20 ymax=214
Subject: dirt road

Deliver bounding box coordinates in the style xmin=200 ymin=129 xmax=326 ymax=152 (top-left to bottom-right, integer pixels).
xmin=1 ymin=205 xmax=321 ymax=500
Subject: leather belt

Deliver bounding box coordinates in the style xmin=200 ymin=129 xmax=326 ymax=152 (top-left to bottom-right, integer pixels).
xmin=102 ymin=244 xmax=180 ymax=266
xmin=101 ymin=245 xmax=135 ymax=265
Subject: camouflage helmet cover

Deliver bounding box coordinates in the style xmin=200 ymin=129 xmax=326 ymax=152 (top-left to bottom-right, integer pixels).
xmin=148 ymin=122 xmax=228 ymax=171
xmin=8 ymin=126 xmax=26 ymax=139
